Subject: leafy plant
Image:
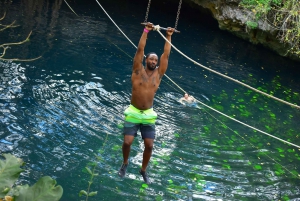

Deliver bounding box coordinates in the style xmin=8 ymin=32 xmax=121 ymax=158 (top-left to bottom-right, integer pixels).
xmin=240 ymin=0 xmax=300 ymax=57
xmin=0 ymin=154 xmax=63 ymax=201
xmin=79 ymin=164 xmax=98 ymax=199
xmin=79 ymin=132 xmax=109 ymax=201
xmin=246 ymin=21 xmax=258 ymax=29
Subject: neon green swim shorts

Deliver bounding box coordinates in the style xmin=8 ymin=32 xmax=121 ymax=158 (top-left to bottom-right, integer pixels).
xmin=124 ymin=104 xmax=157 ymax=124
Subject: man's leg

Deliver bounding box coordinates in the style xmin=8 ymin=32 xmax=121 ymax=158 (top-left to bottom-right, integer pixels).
xmin=118 ymin=135 xmax=134 ymax=178
xmin=122 ymin=135 xmax=135 ymax=165
xmin=119 ymin=121 xmax=139 ymax=178
xmin=141 ymin=138 xmax=154 ymax=171
xmin=139 ymin=138 xmax=154 ymax=184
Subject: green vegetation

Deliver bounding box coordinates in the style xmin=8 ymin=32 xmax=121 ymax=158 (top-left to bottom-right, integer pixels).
xmin=209 ymin=73 xmax=300 ymax=179
xmin=240 ymin=0 xmax=300 ymax=57
xmin=246 ymin=21 xmax=258 ymax=29
xmin=0 ymin=154 xmax=63 ymax=201
xmin=79 ymin=132 xmax=109 ymax=201
xmin=79 ymin=162 xmax=99 ymax=200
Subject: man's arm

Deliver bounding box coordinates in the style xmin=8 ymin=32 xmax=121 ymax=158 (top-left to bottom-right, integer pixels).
xmin=133 ymin=23 xmax=153 ymax=74
xmin=158 ymin=28 xmax=174 ymax=78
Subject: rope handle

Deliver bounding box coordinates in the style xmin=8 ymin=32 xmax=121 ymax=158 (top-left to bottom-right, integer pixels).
xmin=141 ymin=22 xmax=180 ymax=33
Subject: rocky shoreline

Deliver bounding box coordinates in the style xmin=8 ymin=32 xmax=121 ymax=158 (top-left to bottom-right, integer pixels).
xmin=185 ymin=0 xmax=299 ymax=62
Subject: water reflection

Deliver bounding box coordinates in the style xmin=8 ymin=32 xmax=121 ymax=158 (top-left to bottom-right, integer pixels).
xmin=0 ymin=61 xmax=26 ymax=152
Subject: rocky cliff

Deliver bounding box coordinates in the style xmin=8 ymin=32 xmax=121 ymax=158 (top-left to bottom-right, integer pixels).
xmin=185 ymin=0 xmax=299 ymax=62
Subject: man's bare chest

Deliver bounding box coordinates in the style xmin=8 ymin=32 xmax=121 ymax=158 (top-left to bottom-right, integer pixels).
xmin=132 ymin=72 xmax=160 ymax=90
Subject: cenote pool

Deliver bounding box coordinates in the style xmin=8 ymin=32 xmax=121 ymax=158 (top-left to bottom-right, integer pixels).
xmin=0 ymin=0 xmax=300 ymax=200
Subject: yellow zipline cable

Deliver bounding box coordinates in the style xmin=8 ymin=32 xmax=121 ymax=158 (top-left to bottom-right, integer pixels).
xmin=94 ymin=0 xmax=300 ymax=149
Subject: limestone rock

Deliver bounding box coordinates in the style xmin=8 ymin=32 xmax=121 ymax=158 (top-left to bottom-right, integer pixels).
xmin=186 ymin=0 xmax=299 ymax=61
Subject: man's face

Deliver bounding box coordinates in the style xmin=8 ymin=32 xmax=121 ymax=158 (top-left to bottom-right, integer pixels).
xmin=146 ymin=54 xmax=158 ymax=70
xmin=184 ymin=94 xmax=189 ymax=99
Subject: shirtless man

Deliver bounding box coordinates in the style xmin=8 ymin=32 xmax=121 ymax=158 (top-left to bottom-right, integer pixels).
xmin=179 ymin=93 xmax=195 ymax=104
xmin=118 ymin=23 xmax=174 ymax=184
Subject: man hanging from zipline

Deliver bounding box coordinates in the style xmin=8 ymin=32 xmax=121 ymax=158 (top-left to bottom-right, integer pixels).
xmin=118 ymin=22 xmax=174 ymax=184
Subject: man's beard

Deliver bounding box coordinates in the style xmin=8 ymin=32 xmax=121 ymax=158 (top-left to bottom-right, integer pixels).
xmin=147 ymin=63 xmax=156 ymax=70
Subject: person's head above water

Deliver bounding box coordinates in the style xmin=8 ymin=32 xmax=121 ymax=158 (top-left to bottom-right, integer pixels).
xmin=145 ymin=52 xmax=158 ymax=71
xmin=184 ymin=93 xmax=189 ymax=99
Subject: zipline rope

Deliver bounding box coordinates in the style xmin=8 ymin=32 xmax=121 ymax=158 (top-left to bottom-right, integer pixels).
xmin=204 ymin=107 xmax=300 ymax=178
xmin=94 ymin=0 xmax=300 ymax=149
xmin=194 ymin=96 xmax=300 ymax=149
xmin=95 ymin=0 xmax=300 ymax=110
xmin=154 ymin=26 xmax=300 ymax=110
xmin=63 ymin=0 xmax=78 ymax=16
xmin=95 ymin=0 xmax=138 ymax=50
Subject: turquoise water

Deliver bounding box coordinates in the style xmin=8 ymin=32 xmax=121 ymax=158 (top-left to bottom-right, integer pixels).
xmin=1 ymin=0 xmax=300 ymax=200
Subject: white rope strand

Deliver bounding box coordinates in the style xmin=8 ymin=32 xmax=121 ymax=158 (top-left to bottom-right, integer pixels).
xmin=155 ymin=28 xmax=300 ymax=110
xmin=194 ymin=98 xmax=300 ymax=149
xmin=64 ymin=0 xmax=79 ymax=16
xmin=155 ymin=28 xmax=300 ymax=149
xmin=95 ymin=0 xmax=138 ymax=50
xmin=164 ymin=74 xmax=187 ymax=94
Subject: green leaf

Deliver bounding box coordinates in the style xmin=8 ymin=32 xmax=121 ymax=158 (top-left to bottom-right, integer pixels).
xmin=142 ymin=184 xmax=148 ymax=188
xmin=79 ymin=190 xmax=88 ymax=197
xmin=192 ymin=136 xmax=199 ymax=141
xmin=291 ymin=170 xmax=299 ymax=177
xmin=112 ymin=145 xmax=121 ymax=151
xmin=0 ymin=154 xmax=24 ymax=197
xmin=88 ymin=191 xmax=97 ymax=196
xmin=222 ymin=164 xmax=231 ymax=170
xmin=117 ymin=124 xmax=124 ymax=129
xmin=254 ymin=165 xmax=262 ymax=170
xmin=93 ymin=154 xmax=102 ymax=160
xmin=85 ymin=167 xmax=93 ymax=175
xmin=282 ymin=195 xmax=290 ymax=201
xmin=152 ymin=159 xmax=159 ymax=166
xmin=203 ymin=126 xmax=209 ymax=131
xmin=15 ymin=176 xmax=63 ymax=201
xmin=168 ymin=179 xmax=173 ymax=184
xmin=276 ymin=148 xmax=284 ymax=153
